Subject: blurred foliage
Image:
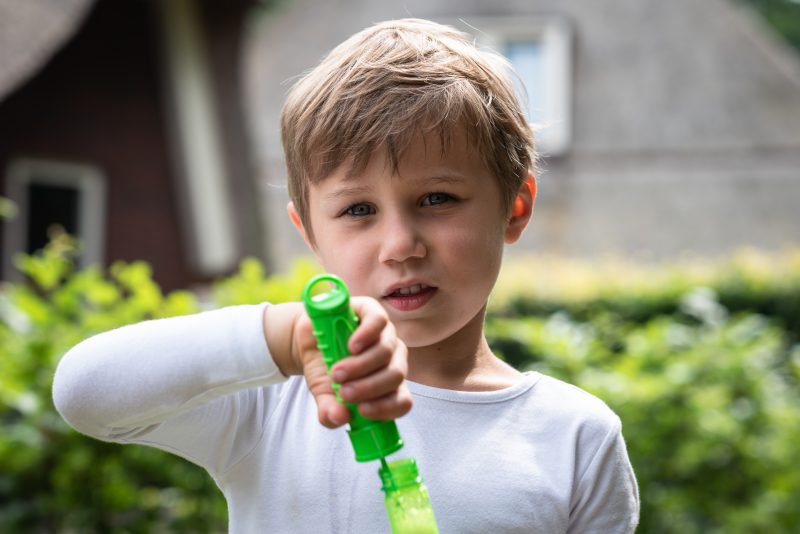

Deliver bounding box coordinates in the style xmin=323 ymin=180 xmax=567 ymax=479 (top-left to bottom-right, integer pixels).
xmin=492 ymin=250 xmax=800 ymax=345
xmin=212 ymin=256 xmax=320 ymax=307
xmin=0 ymin=233 xmax=218 ymax=532
xmin=0 ymin=234 xmax=319 ymax=532
xmin=741 ymin=0 xmax=800 ymax=52
xmin=0 ymin=196 xmax=17 ymax=220
xmin=2 ymin=238 xmax=799 ymax=531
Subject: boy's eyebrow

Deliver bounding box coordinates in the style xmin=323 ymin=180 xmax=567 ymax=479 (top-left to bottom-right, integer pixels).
xmin=323 ymin=185 xmax=373 ymax=201
xmin=323 ymin=174 xmax=467 ymax=201
xmin=421 ymin=174 xmax=467 ymax=186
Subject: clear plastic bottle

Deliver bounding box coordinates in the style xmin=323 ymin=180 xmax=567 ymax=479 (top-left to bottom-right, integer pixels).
xmin=379 ymin=458 xmax=439 ymax=534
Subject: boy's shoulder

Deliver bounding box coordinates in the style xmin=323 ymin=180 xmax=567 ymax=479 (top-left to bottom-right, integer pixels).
xmin=528 ymin=372 xmax=622 ymax=434
xmin=409 ymin=371 xmax=621 ymax=435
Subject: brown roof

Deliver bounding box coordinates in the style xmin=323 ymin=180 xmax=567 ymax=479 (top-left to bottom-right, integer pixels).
xmin=0 ymin=0 xmax=95 ymax=100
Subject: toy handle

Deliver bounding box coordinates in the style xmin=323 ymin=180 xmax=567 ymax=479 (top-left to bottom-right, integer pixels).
xmin=302 ymin=274 xmax=403 ymax=462
xmin=302 ymin=274 xmax=359 ymax=394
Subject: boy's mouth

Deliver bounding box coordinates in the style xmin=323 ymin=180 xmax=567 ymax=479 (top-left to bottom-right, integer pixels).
xmin=382 ymin=283 xmax=437 ymax=312
xmin=389 ymin=283 xmax=429 ymax=296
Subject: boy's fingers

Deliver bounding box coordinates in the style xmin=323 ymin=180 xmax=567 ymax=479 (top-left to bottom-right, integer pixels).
xmin=339 ymin=364 xmax=406 ymax=404
xmin=302 ymin=353 xmax=351 ymax=428
xmin=299 ymin=296 xmax=408 ymax=428
xmin=357 ymin=384 xmax=413 ymax=420
xmin=337 ymin=338 xmax=407 ymax=404
xmin=316 ymin=393 xmax=352 ymax=428
xmin=335 ymin=321 xmax=408 ymax=403
xmin=347 ymin=297 xmax=389 ymax=354
xmin=333 ymin=322 xmax=401 ymax=382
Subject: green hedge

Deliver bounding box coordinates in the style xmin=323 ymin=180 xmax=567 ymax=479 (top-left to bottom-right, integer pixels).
xmin=2 ymin=238 xmax=798 ymax=532
xmin=0 ymin=235 xmax=226 ymax=532
xmin=0 ymin=236 xmax=321 ymax=532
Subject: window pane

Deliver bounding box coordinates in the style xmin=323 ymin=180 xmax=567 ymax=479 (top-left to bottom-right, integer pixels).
xmin=26 ymin=183 xmax=79 ymax=253
xmin=505 ymin=41 xmax=544 ymax=124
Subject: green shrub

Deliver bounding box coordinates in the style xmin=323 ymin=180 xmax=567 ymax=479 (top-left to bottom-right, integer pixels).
xmin=2 ymin=239 xmax=799 ymax=532
xmin=492 ymin=250 xmax=800 ymax=343
xmin=1 ymin=236 xmax=216 ymax=532
xmin=0 ymin=236 xmax=320 ymax=532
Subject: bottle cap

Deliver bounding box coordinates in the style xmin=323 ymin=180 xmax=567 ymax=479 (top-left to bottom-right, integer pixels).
xmin=379 ymin=458 xmax=422 ymax=492
xmin=348 ymin=419 xmax=404 ymax=462
xmin=303 ymin=274 xmax=350 ymax=319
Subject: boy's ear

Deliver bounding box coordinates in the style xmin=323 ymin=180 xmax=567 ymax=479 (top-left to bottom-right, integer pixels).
xmin=505 ymin=173 xmax=536 ymax=244
xmin=287 ymin=201 xmax=313 ymax=249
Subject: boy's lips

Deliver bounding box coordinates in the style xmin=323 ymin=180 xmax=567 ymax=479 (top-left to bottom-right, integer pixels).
xmin=382 ymin=282 xmax=438 ymax=312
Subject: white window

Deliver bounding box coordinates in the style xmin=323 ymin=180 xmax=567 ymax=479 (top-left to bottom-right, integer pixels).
xmin=2 ymin=158 xmax=106 ymax=280
xmin=456 ymin=17 xmax=573 ymax=157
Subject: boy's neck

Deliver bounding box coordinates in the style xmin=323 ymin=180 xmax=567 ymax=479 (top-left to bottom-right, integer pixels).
xmin=405 ymin=307 xmax=522 ymax=392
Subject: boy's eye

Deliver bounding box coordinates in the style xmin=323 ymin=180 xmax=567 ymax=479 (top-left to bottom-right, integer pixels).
xmin=343 ymin=203 xmax=375 ymax=217
xmin=421 ymin=192 xmax=453 ymax=206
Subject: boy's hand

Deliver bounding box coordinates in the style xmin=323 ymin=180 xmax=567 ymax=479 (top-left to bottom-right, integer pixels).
xmin=264 ymin=298 xmax=412 ymax=429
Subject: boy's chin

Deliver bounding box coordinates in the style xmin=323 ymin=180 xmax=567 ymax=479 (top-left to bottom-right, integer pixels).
xmin=395 ymin=324 xmax=452 ymax=350
xmin=393 ymin=308 xmax=485 ymax=350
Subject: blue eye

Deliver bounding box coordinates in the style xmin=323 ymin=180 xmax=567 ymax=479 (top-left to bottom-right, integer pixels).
xmin=422 ymin=192 xmax=453 ymax=206
xmin=344 ymin=203 xmax=375 ymax=217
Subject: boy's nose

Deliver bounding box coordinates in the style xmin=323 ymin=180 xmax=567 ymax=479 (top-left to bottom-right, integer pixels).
xmin=378 ymin=216 xmax=426 ymax=264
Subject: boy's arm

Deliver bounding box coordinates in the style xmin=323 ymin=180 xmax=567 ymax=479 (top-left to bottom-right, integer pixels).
xmin=53 ymin=303 xmax=281 ymax=442
xmin=53 ymin=298 xmax=411 ymax=472
xmin=567 ymin=420 xmax=640 ymax=534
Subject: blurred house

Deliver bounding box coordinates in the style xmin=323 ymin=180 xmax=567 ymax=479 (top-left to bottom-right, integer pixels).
xmin=0 ymin=0 xmax=264 ymax=291
xmin=246 ymin=0 xmax=800 ymax=269
xmin=1 ymin=0 xmax=799 ymax=291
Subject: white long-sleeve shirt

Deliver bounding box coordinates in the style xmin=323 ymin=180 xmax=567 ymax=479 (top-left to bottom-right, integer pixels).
xmin=52 ymin=303 xmax=639 ymax=533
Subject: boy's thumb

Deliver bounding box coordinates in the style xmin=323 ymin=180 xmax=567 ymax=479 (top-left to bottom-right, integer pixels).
xmin=316 ymin=392 xmax=351 ymax=428
xmin=302 ymin=357 xmax=351 ymax=429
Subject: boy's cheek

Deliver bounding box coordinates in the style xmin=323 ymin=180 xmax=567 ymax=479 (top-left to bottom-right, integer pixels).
xmin=313 ymin=249 xmax=369 ymax=291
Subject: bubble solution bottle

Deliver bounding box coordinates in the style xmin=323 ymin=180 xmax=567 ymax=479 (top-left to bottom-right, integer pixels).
xmin=380 ymin=458 xmax=439 ymax=534
xmin=303 ymin=274 xmax=439 ymax=534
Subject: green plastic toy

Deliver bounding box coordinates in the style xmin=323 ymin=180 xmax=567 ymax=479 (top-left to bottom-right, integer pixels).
xmin=303 ymin=274 xmax=440 ymax=534
xmin=380 ymin=458 xmax=439 ymax=534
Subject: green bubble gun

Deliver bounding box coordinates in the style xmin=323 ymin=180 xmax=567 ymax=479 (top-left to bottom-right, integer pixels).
xmin=303 ymin=274 xmax=439 ymax=534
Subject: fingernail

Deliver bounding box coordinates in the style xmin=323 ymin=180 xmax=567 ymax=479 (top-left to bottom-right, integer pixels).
xmin=332 ymin=369 xmax=347 ymax=383
xmin=340 ymin=385 xmax=354 ymax=400
xmin=349 ymin=341 xmax=362 ymax=354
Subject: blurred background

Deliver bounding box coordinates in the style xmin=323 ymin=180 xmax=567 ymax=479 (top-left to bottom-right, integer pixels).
xmin=0 ymin=0 xmax=799 ymax=532
xmin=1 ymin=0 xmax=799 ymax=288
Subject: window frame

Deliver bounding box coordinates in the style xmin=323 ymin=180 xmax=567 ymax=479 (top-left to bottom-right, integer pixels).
xmin=2 ymin=158 xmax=106 ymax=280
xmin=454 ymin=16 xmax=573 ymax=157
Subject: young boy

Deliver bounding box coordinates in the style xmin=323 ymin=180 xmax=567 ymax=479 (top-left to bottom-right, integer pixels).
xmin=54 ymin=18 xmax=639 ymax=533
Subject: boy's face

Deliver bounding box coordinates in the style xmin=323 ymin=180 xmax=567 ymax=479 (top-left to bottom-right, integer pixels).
xmin=290 ymin=128 xmax=530 ymax=349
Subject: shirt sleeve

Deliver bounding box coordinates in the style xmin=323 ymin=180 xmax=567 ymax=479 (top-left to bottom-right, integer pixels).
xmin=567 ymin=418 xmax=640 ymax=533
xmin=52 ymin=303 xmax=288 ymax=475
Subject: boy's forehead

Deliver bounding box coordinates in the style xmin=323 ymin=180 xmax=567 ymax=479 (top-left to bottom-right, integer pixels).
xmin=322 ymin=156 xmax=473 ymax=190
xmin=328 ymin=127 xmax=478 ymax=182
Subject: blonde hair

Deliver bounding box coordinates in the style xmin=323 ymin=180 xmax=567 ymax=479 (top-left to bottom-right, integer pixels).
xmin=281 ymin=18 xmax=535 ymax=240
